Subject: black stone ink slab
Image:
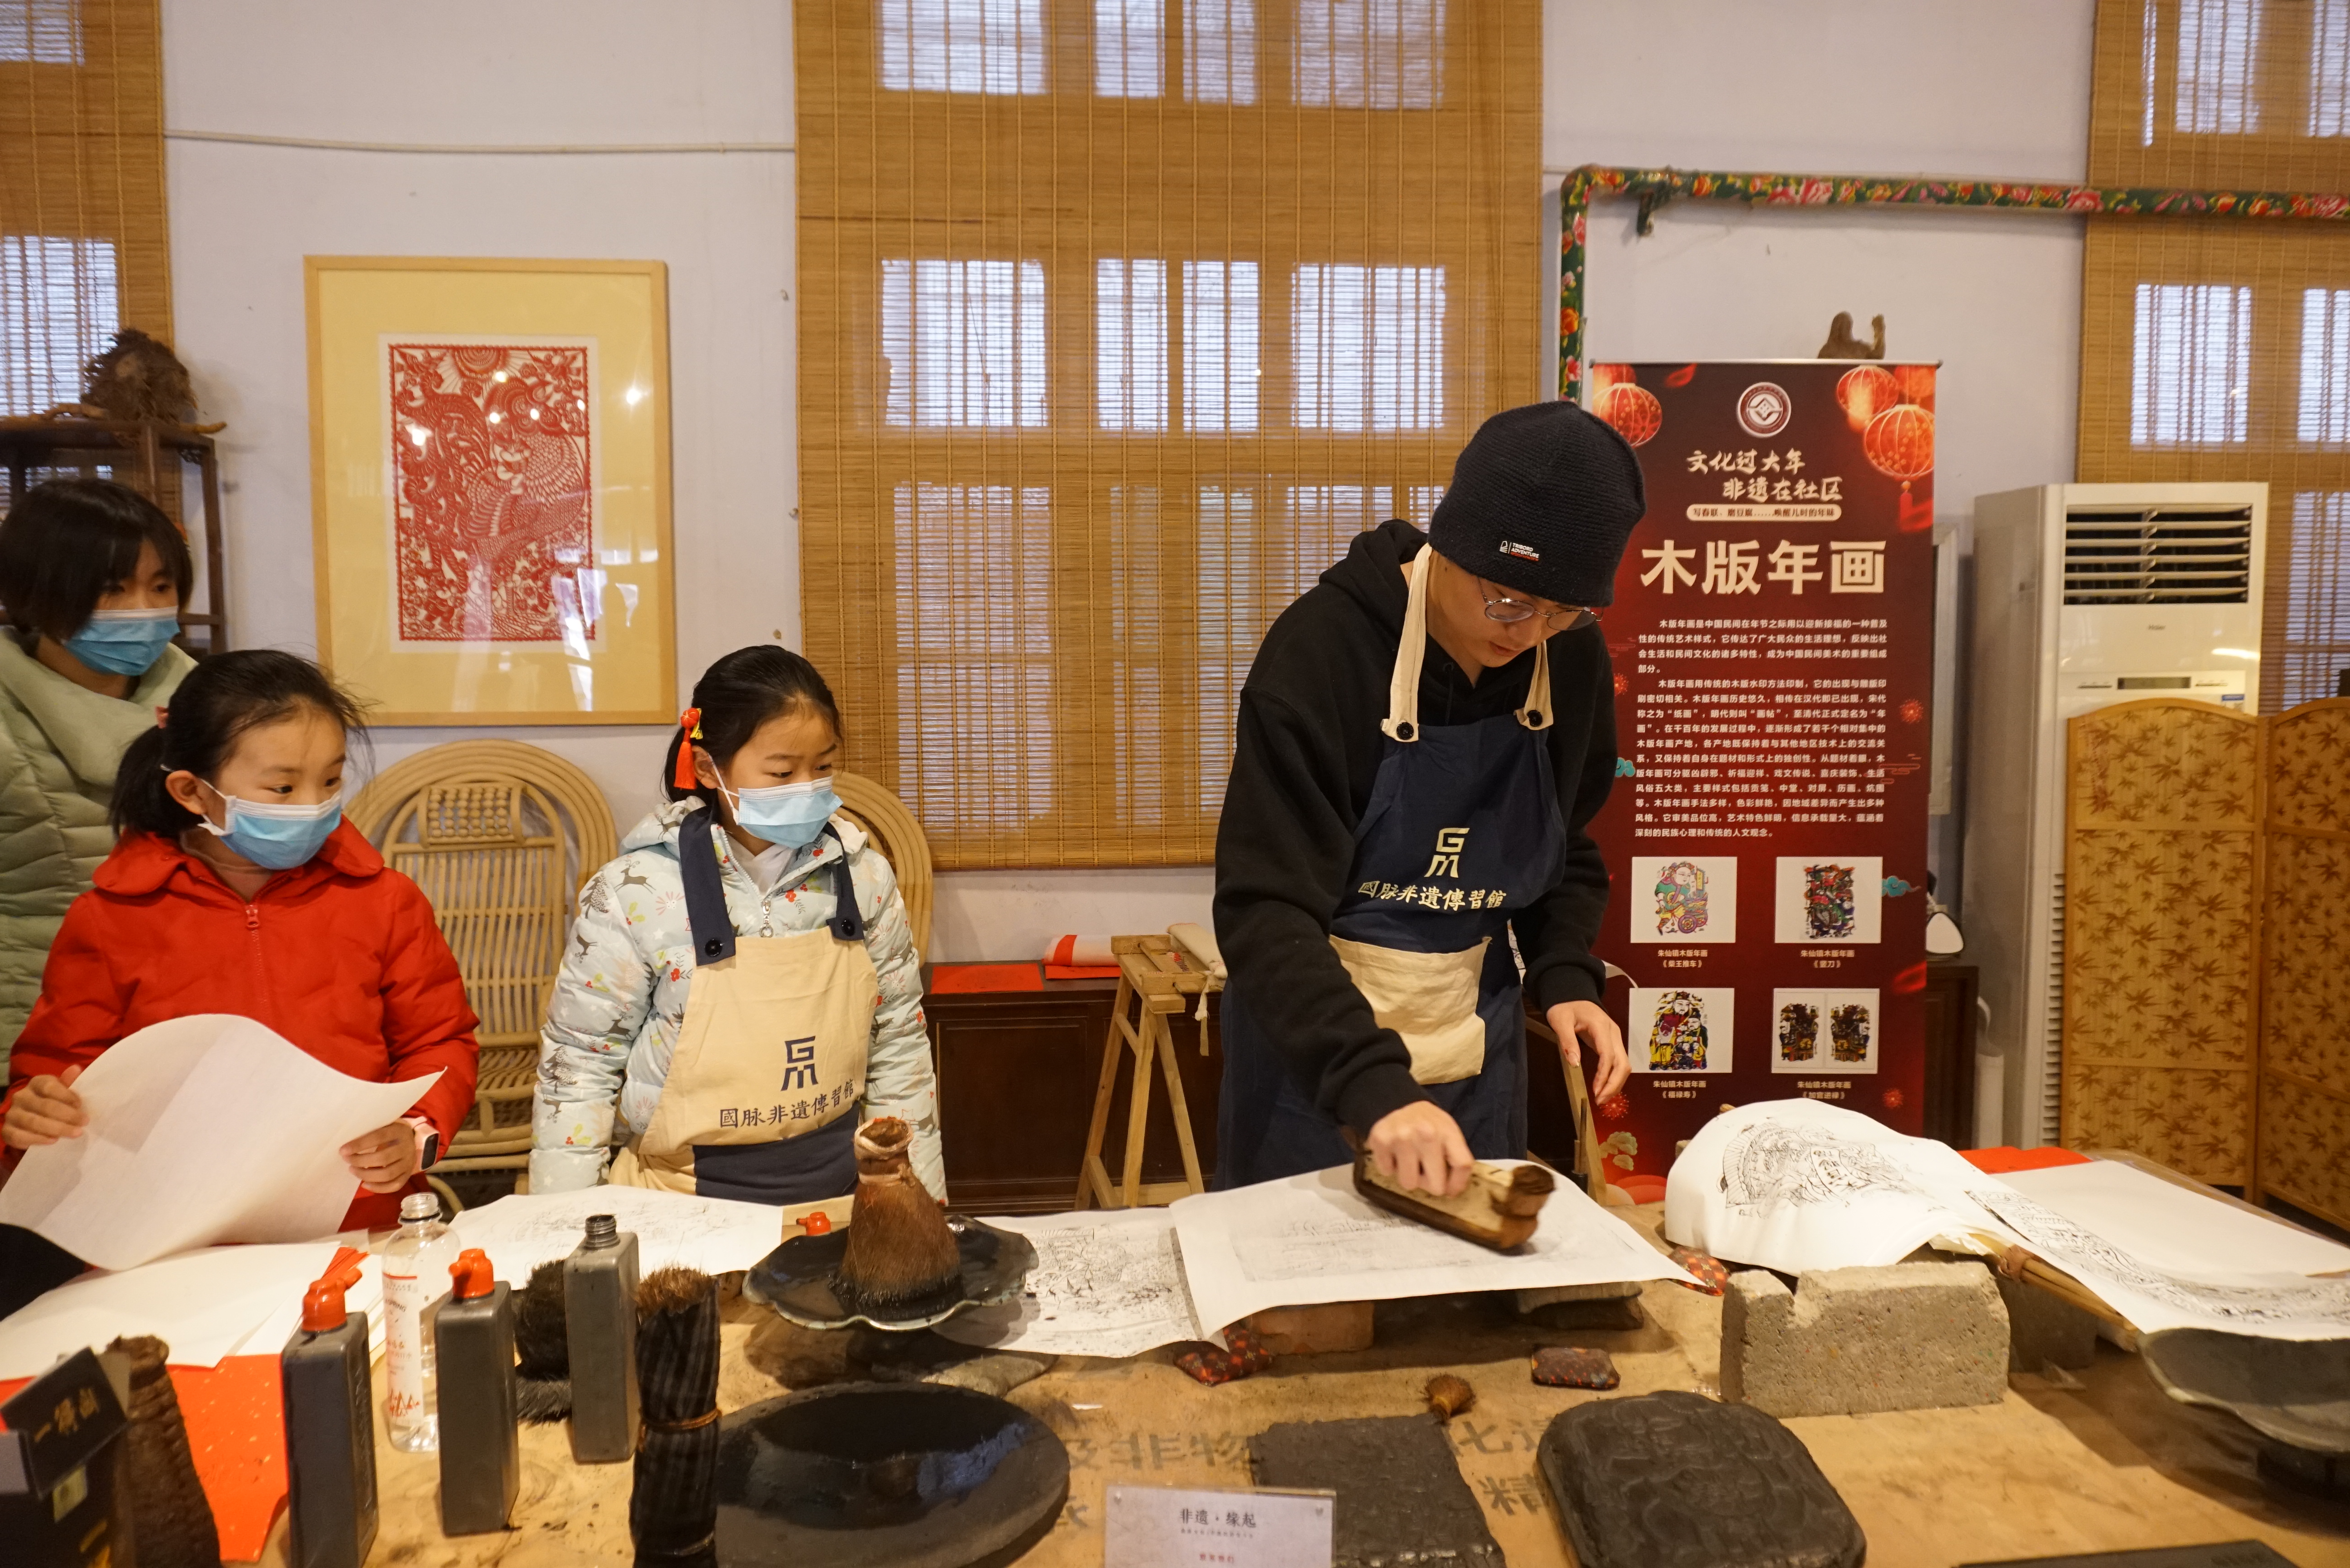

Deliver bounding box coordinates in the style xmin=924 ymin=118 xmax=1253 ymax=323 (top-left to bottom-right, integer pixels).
xmin=713 ymin=1382 xmax=1068 ymax=1568
xmin=1955 ymin=1543 xmax=2298 ymax=1567
xmin=1248 ymin=1415 xmax=1504 ymax=1568
xmin=1537 ymin=1390 xmax=1865 ymax=1568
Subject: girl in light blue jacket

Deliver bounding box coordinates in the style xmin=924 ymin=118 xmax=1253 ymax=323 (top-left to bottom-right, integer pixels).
xmin=531 ymin=647 xmax=940 ymax=1204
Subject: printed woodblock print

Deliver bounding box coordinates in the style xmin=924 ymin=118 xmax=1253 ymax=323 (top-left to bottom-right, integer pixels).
xmin=387 ymin=340 xmax=597 ymax=645
xmin=1631 ymin=855 xmax=1739 ymax=944
xmin=1632 ymin=986 xmax=1734 ymax=1074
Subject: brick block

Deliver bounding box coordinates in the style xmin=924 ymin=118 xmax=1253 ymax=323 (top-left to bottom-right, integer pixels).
xmin=1245 ymin=1301 xmax=1375 ymax=1355
xmin=1721 ymin=1260 xmax=2009 ymax=1417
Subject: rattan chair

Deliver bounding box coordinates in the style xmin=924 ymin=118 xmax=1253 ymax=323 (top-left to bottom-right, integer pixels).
xmin=829 ymin=771 xmax=933 ymax=963
xmin=349 ymin=741 xmax=618 ymax=1178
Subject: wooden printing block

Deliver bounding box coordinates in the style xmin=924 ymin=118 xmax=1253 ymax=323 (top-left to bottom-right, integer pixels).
xmin=1243 ymin=1302 xmax=1375 ymax=1356
xmin=1349 ymin=1148 xmax=1554 ymax=1251
xmin=1249 ymin=1416 xmax=1504 ymax=1568
xmin=1537 ymin=1390 xmax=1865 ymax=1568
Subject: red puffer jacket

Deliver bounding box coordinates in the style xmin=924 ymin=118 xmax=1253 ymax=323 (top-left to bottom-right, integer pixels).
xmin=3 ymin=822 xmax=480 ymax=1233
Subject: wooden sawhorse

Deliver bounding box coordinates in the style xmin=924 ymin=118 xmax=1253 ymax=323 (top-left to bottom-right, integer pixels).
xmin=1076 ymin=934 xmax=1220 ymax=1209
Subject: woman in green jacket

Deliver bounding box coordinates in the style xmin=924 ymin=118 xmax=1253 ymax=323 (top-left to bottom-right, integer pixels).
xmin=0 ymin=479 xmax=196 ymax=1070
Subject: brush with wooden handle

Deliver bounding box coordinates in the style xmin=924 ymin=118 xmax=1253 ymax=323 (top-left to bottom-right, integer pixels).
xmin=1343 ymin=1129 xmax=1555 ymax=1251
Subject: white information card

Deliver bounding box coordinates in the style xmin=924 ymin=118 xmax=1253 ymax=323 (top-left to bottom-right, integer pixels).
xmin=1105 ymin=1485 xmax=1333 ymax=1568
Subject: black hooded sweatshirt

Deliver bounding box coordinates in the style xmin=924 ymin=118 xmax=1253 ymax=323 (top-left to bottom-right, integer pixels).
xmin=1211 ymin=520 xmax=1617 ymax=1139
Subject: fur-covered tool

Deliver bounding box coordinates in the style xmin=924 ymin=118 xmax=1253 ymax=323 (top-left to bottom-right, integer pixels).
xmin=1425 ymin=1374 xmax=1476 ymax=1421
xmin=630 ymin=1267 xmax=721 ymax=1568
xmin=513 ymin=1261 xmax=573 ymax=1424
xmin=836 ymin=1116 xmax=963 ymax=1316
xmin=105 ymin=1334 xmax=223 ymax=1568
xmin=1345 ymin=1132 xmax=1554 ymax=1251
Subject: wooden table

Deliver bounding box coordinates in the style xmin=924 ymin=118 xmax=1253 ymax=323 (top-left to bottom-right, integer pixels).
xmin=305 ymin=1207 xmax=2350 ymax=1568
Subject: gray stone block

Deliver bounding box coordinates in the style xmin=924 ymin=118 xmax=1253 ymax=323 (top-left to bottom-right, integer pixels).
xmin=1997 ymin=1271 xmax=2099 ymax=1372
xmin=1721 ymin=1260 xmax=2010 ymax=1417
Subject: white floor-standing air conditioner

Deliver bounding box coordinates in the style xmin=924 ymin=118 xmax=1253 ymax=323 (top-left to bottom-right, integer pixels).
xmin=1963 ymin=482 xmax=2267 ymax=1148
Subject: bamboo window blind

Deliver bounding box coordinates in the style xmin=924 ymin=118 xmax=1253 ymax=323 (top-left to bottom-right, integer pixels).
xmin=796 ymin=0 xmax=1541 ymax=869
xmin=2083 ymin=0 xmax=2350 ymax=710
xmin=0 ymin=0 xmax=169 ymax=419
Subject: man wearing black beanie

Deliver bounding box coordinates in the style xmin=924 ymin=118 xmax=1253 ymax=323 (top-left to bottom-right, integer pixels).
xmin=1213 ymin=400 xmax=1646 ymax=1196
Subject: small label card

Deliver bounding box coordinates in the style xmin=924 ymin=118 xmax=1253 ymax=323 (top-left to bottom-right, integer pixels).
xmin=1105 ymin=1484 xmax=1334 ymax=1567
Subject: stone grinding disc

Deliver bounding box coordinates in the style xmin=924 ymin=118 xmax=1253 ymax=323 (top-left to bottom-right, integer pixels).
xmin=713 ymin=1382 xmax=1068 ymax=1568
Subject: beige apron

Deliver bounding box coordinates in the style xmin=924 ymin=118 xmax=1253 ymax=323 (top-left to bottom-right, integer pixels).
xmin=1331 ymin=544 xmax=1552 ymax=1086
xmin=608 ymin=925 xmax=879 ymax=1198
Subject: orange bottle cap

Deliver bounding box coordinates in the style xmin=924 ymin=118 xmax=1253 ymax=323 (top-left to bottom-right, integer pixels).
xmin=300 ymin=1278 xmax=346 ymax=1332
xmin=799 ymin=1211 xmax=833 ymax=1236
xmin=449 ymin=1248 xmax=497 ymax=1301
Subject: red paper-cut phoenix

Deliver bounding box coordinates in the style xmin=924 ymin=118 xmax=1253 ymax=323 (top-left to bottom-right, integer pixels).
xmin=387 ymin=342 xmax=595 ymax=642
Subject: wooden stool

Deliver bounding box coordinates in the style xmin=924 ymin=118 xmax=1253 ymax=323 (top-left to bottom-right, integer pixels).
xmin=1076 ymin=935 xmax=1221 ymax=1210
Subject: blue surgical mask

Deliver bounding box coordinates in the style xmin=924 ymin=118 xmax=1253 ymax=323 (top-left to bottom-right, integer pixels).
xmin=719 ymin=777 xmax=839 ymax=849
xmin=63 ymin=608 xmax=180 ymax=678
xmin=197 ymin=781 xmax=344 ymax=870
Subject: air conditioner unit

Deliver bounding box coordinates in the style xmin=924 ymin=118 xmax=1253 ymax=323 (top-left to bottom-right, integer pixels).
xmin=1963 ymin=482 xmax=2267 ymax=1149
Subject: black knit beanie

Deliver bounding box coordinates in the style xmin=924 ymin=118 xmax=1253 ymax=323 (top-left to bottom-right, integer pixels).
xmin=1426 ymin=400 xmax=1647 ymax=607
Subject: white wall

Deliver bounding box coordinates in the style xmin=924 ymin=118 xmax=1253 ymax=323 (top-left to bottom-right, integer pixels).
xmin=160 ymin=0 xmax=2097 ymax=960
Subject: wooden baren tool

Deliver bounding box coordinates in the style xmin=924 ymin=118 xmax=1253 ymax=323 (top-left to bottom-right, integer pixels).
xmin=1346 ymin=1133 xmax=1555 ymax=1251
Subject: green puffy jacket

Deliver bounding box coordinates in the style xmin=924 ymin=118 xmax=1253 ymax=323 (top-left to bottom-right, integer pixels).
xmin=0 ymin=634 xmax=193 ymax=1071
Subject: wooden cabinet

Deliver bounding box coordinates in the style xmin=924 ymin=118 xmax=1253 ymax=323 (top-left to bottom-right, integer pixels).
xmin=925 ymin=975 xmax=1222 ymax=1213
xmin=1922 ymin=962 xmax=1979 ymax=1148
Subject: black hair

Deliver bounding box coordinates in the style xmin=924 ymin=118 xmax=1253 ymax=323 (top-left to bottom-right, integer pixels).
xmin=110 ymin=649 xmax=369 ymax=836
xmin=0 ymin=478 xmax=194 ymax=642
xmin=663 ymin=645 xmax=843 ymax=803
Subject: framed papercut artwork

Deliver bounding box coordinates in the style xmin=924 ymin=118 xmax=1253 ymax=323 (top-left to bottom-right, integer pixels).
xmin=306 ymin=257 xmax=674 ymax=724
xmin=1629 ymin=855 xmax=1738 ymax=944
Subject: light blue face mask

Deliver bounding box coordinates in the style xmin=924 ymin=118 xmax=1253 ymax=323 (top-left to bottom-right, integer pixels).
xmin=197 ymin=782 xmax=344 ymax=870
xmin=63 ymin=608 xmax=180 ymax=678
xmin=719 ymin=777 xmax=839 ymax=849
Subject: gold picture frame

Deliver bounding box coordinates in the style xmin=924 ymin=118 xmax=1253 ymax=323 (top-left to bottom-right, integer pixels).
xmin=306 ymin=256 xmax=675 ymax=724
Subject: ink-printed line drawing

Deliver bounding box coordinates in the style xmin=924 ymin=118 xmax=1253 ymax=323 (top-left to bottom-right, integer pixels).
xmin=1774 ymin=855 xmax=1883 ymax=944
xmin=1630 ymin=855 xmax=1738 ymax=944
xmin=1631 ymin=986 xmax=1734 ymax=1074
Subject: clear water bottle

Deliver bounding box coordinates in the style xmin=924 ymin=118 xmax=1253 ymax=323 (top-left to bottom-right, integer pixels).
xmin=382 ymin=1190 xmax=455 ymax=1452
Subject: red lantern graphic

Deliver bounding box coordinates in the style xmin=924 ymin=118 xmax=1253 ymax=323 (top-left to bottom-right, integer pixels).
xmin=1835 ymin=364 xmax=1895 ymax=432
xmin=1595 ymin=380 xmax=1663 ymax=447
xmin=1863 ymin=402 xmax=1934 ymax=484
xmin=1893 ymin=363 xmax=1937 ymax=407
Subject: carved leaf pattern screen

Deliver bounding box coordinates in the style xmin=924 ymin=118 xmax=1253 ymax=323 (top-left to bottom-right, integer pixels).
xmin=794 ymin=0 xmax=1542 ymax=867
xmin=2062 ymin=699 xmax=2264 ymax=1185
xmin=2258 ymin=698 xmax=2350 ymax=1226
xmin=0 ymin=0 xmax=169 ymax=421
xmin=2081 ymin=0 xmax=2350 ymax=709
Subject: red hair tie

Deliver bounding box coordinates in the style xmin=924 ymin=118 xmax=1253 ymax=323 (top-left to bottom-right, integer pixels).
xmin=673 ymin=707 xmax=703 ymax=790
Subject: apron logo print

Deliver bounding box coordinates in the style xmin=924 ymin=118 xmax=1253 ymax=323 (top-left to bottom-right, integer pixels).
xmin=779 ymin=1036 xmax=818 ymax=1091
xmin=1426 ymin=826 xmax=1470 ymax=879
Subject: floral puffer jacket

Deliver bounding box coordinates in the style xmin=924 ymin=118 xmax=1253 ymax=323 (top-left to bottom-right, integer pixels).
xmin=530 ymin=797 xmax=940 ymax=1196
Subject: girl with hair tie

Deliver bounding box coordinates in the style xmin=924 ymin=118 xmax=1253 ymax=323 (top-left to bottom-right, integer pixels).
xmin=531 ymin=645 xmax=939 ymax=1210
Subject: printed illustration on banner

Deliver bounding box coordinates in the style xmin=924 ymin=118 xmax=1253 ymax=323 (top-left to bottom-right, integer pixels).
xmin=1631 ymin=986 xmax=1734 ymax=1074
xmin=1631 ymin=855 xmax=1738 ymax=945
xmin=386 ymin=337 xmax=599 ymax=646
xmin=1772 ymin=989 xmax=1882 ymax=1074
xmin=1774 ymin=855 xmax=1883 ymax=944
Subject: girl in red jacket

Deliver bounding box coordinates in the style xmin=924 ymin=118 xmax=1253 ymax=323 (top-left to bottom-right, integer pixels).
xmin=0 ymin=649 xmax=480 ymax=1233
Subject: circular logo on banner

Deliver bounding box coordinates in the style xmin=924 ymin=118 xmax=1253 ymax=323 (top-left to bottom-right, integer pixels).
xmin=1737 ymin=382 xmax=1793 ymax=438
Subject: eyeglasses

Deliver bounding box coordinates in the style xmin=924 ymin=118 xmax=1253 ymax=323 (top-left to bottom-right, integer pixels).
xmin=1477 ymin=578 xmax=1598 ymax=631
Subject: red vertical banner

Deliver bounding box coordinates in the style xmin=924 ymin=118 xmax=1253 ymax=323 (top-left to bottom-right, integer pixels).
xmin=1584 ymin=361 xmax=1935 ymax=1201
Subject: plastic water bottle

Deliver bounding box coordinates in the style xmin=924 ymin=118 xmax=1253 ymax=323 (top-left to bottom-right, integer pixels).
xmin=382 ymin=1191 xmax=455 ymax=1452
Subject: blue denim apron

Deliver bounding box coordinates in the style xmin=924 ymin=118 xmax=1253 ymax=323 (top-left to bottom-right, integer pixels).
xmin=1217 ymin=545 xmax=1568 ymax=1187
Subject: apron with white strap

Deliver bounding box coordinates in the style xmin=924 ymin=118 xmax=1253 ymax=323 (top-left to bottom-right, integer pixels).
xmin=606 ymin=808 xmax=877 ymax=1205
xmin=1216 ymin=544 xmax=1568 ymax=1187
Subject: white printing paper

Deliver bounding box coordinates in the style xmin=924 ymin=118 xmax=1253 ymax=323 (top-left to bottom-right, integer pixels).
xmin=0 ymin=1015 xmax=438 ymax=1271
xmin=935 ymin=1208 xmax=1205 ymax=1358
xmin=1170 ymin=1164 xmax=1695 ymax=1336
xmin=447 ymin=1184 xmax=788 ymax=1284
xmin=0 ymin=1242 xmax=362 ymax=1377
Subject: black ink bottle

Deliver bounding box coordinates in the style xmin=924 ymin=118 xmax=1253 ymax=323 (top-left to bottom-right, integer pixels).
xmin=429 ymin=1248 xmax=518 ymax=1534
xmin=564 ymin=1213 xmax=640 ymax=1463
xmin=280 ymin=1258 xmax=377 ymax=1568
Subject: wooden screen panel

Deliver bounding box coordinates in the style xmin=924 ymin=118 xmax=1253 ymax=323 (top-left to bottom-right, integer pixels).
xmin=2061 ymin=699 xmax=2264 ymax=1185
xmin=2258 ymin=697 xmax=2350 ymax=1225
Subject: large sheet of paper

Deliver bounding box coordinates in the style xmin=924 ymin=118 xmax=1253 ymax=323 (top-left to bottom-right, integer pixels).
xmin=1170 ymin=1164 xmax=1694 ymax=1335
xmin=2001 ymin=1160 xmax=2350 ymax=1280
xmin=0 ymin=1242 xmax=383 ymax=1378
xmin=0 ymin=1015 xmax=438 ymax=1270
xmin=934 ymin=1209 xmax=1205 ymax=1358
xmin=1666 ymin=1100 xmax=2350 ymax=1341
xmin=447 ymin=1185 xmax=788 ymax=1284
